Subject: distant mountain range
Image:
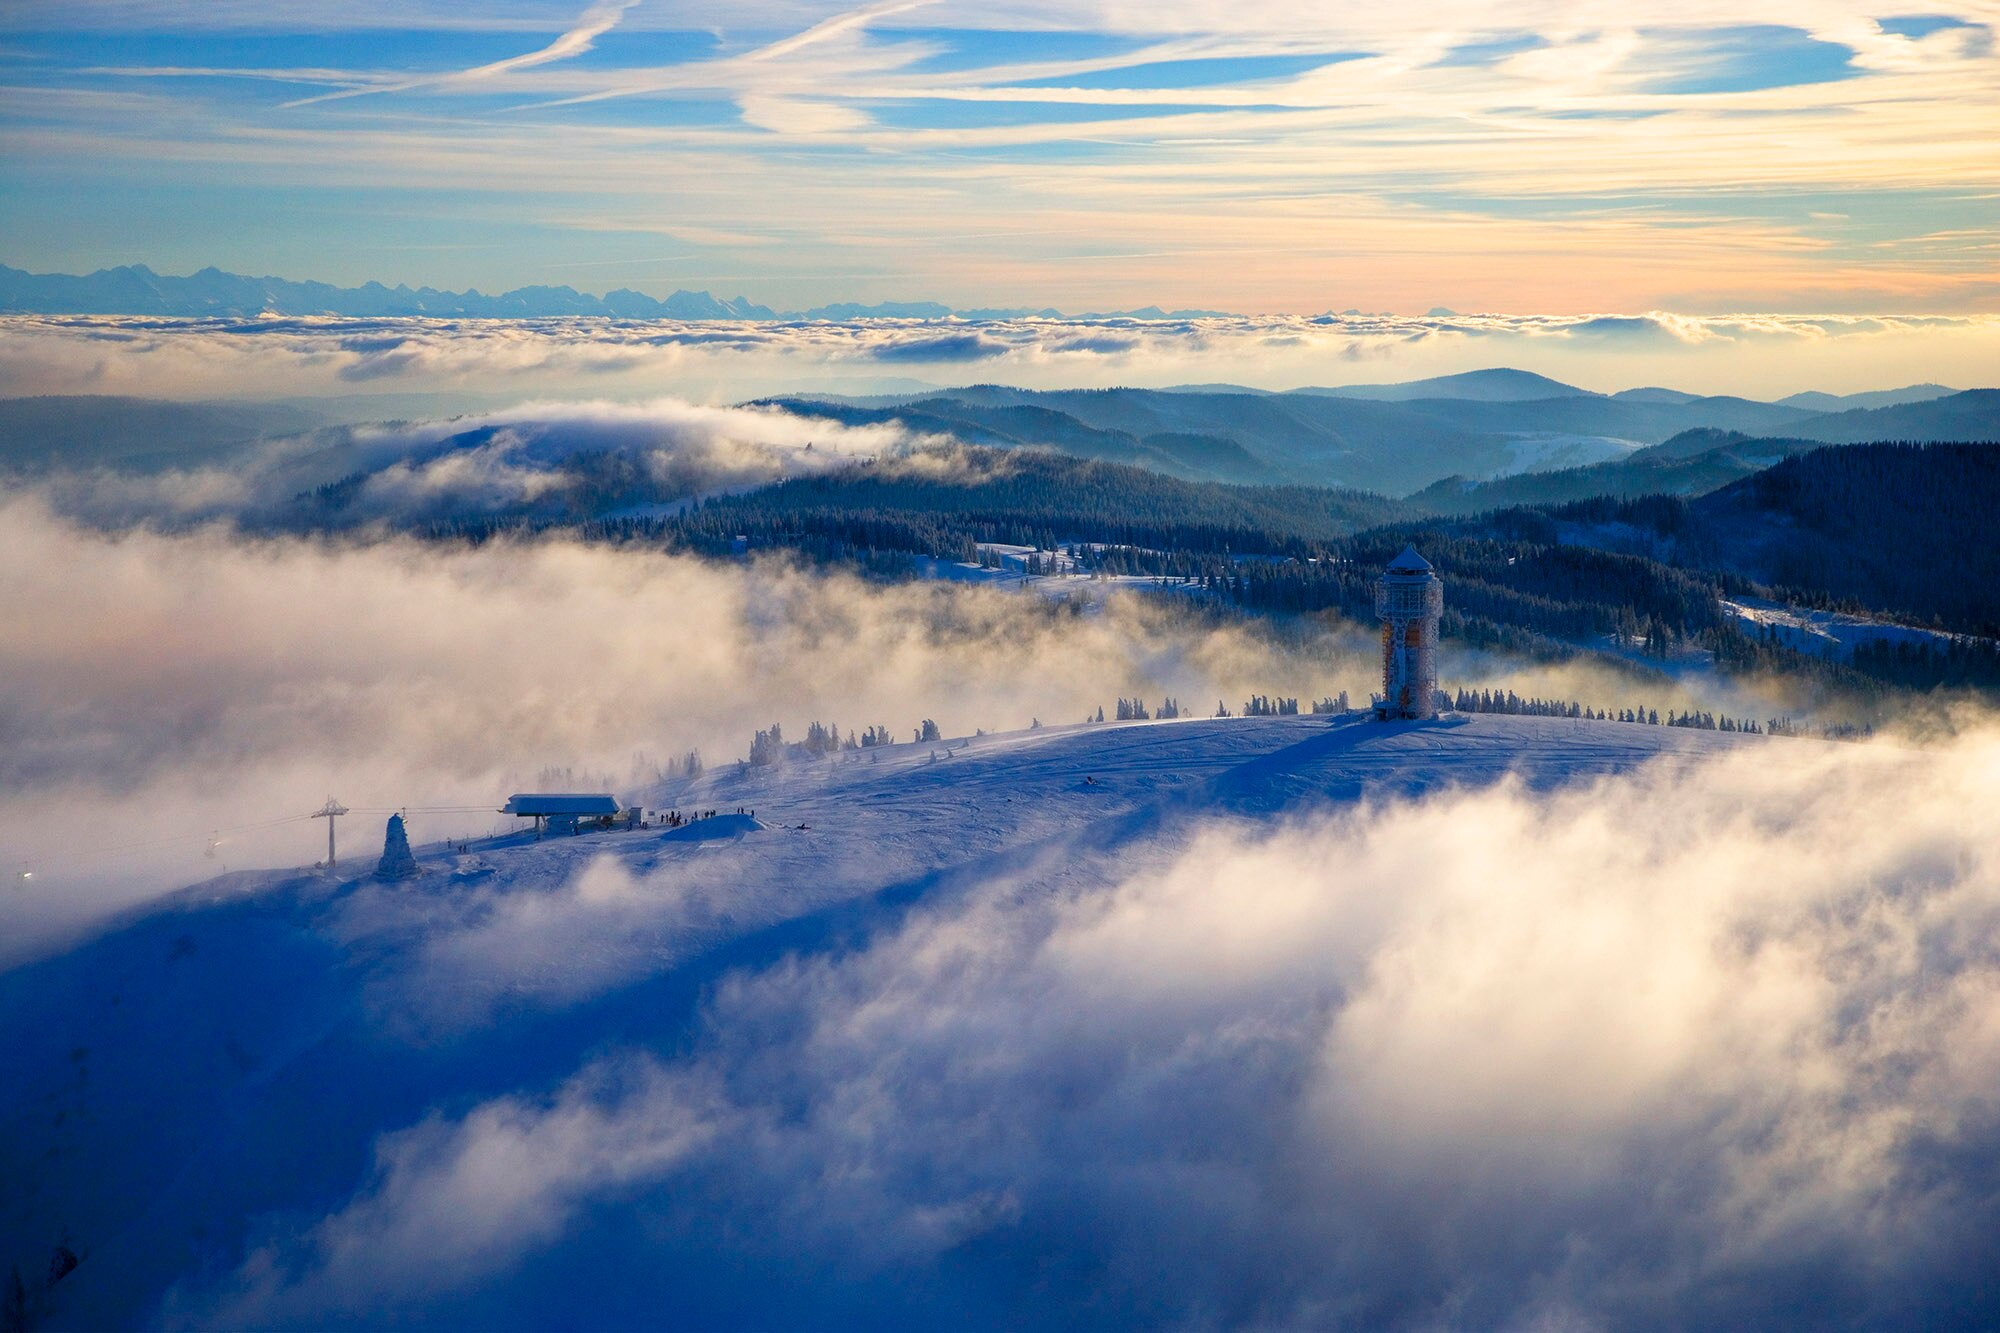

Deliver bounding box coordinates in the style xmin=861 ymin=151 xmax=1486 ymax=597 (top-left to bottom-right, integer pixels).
xmin=778 ymin=381 xmax=1996 ymax=494
xmin=0 ymin=263 xmax=1229 ymax=322
xmin=0 ymin=395 xmax=325 ymax=473
xmin=1299 ymin=368 xmax=1589 ymax=402
xmin=1149 ymin=367 xmax=1963 ymax=412
xmin=4 ymin=363 xmax=1992 ymax=502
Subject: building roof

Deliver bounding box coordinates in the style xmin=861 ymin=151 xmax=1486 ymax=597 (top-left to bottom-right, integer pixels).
xmin=1385 ymin=544 xmax=1435 ymax=575
xmin=501 ymin=793 xmax=621 ymax=817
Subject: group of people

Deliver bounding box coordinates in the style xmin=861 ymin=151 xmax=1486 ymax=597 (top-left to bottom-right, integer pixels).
xmin=657 ymin=808 xmax=750 ymax=828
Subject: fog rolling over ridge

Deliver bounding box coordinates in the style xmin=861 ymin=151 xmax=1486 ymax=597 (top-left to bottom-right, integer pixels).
xmin=10 ymin=0 xmax=2000 ymax=1323
xmin=13 ymin=396 xmax=956 ymax=529
xmin=12 ymin=709 xmax=2000 ymax=1330
xmin=7 ymin=376 xmax=1997 ymax=508
xmin=3 ymin=379 xmax=1990 ymax=960
xmin=0 ymin=491 xmax=1397 ymax=956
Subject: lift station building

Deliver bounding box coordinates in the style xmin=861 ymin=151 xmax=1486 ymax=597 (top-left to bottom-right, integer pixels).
xmin=501 ymin=792 xmax=623 ymax=837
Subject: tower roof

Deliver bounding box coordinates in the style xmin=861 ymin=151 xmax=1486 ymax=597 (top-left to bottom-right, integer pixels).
xmin=1385 ymin=544 xmax=1433 ymax=575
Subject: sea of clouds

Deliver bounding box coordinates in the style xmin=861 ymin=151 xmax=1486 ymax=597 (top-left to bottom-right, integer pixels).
xmin=4 ymin=310 xmax=1997 ymax=401
xmin=29 ymin=395 xmax=956 ymax=529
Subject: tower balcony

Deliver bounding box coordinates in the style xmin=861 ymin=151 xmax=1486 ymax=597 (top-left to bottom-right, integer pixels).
xmin=1375 ymin=579 xmax=1443 ymax=620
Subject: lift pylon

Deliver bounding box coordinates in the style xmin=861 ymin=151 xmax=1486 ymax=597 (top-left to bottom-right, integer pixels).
xmin=312 ymin=797 xmax=350 ymax=867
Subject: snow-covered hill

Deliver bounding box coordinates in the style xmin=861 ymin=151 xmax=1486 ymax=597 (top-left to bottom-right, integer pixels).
xmin=11 ymin=711 xmax=1996 ymax=1330
xmin=0 ymin=713 xmax=1757 ymax=1325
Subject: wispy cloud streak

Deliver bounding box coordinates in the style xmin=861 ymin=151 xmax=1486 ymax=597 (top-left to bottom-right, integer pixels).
xmin=280 ymin=0 xmax=639 ymax=107
xmin=5 ymin=3 xmax=1998 ymax=315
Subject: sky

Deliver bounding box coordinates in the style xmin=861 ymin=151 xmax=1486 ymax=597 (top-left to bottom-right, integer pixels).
xmin=2 ymin=1 xmax=1998 ymax=317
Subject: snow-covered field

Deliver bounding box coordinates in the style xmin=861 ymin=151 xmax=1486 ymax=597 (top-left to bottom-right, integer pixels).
xmin=1489 ymin=431 xmax=1644 ymax=478
xmin=1723 ymin=594 xmax=1970 ymax=657
xmin=921 ymin=547 xmax=1212 ymax=605
xmin=6 ymin=711 xmax=1998 ymax=1329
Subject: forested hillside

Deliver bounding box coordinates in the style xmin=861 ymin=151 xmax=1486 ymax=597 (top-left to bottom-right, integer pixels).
xmin=598 ymin=439 xmax=2000 ymax=697
xmin=1407 ymin=430 xmax=1821 ymax=513
xmin=776 ymin=383 xmax=2000 ymax=496
xmin=0 ymin=396 xmax=322 ymax=473
xmin=1687 ymin=442 xmax=1999 ymax=633
xmin=1782 ymin=389 xmax=2000 ymax=444
xmin=758 ymin=396 xmax=1277 ymax=484
xmin=255 ymin=424 xmax=2000 ymax=701
xmin=1457 ymin=444 xmax=2000 ymax=636
xmin=1213 ymin=532 xmax=1743 ymax=666
xmin=587 ymin=451 xmax=1411 ymax=558
xmin=778 ymin=387 xmax=1639 ymax=493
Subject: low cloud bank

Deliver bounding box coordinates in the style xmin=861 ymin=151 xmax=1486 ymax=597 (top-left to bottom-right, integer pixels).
xmin=4 ymin=311 xmax=1995 ymax=401
xmin=30 ymin=396 xmax=947 ymax=530
xmin=0 ymin=496 xmax=1379 ymax=957
xmin=184 ymin=724 xmax=2000 ymax=1329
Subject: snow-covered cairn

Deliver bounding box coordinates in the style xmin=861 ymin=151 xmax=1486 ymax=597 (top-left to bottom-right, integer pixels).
xmin=375 ymin=813 xmax=420 ymax=880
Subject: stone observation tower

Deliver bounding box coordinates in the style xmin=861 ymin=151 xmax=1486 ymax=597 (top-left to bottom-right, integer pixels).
xmin=1373 ymin=545 xmax=1443 ymax=720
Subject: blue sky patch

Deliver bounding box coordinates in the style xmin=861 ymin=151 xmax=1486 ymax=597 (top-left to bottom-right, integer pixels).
xmin=2 ymin=29 xmax=544 ymax=72
xmin=1641 ymin=25 xmax=1861 ymax=95
xmin=891 ymin=28 xmax=1151 ymax=76
xmin=1875 ymin=14 xmax=1978 ymax=39
xmin=500 ymin=95 xmax=748 ymax=129
xmin=1004 ymin=52 xmax=1367 ymax=91
xmin=869 ymin=99 xmax=1245 ymax=131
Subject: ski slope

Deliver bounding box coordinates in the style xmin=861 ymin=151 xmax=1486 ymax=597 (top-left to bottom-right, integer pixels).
xmin=1 ymin=713 xmax=1774 ymax=1327
xmin=1722 ymin=594 xmax=1972 ymax=657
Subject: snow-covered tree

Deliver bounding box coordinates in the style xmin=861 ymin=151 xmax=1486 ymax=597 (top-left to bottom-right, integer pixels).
xmin=375 ymin=813 xmax=420 ymax=881
xmin=749 ymin=723 xmax=784 ymax=766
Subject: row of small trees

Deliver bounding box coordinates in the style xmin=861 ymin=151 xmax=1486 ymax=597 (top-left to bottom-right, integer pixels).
xmin=749 ymin=721 xmax=859 ymax=765
xmin=1666 ymin=711 xmax=1762 ymax=733
xmin=751 ymin=692 xmax=1339 ymax=749
xmin=1447 ymin=687 xmax=1871 ymax=737
xmin=1114 ymin=697 xmax=1187 ymax=720
xmin=739 ymin=694 xmax=1869 ymax=766
xmin=1450 ymin=689 xmax=1630 ymax=720
xmin=1112 ymin=692 xmax=1351 ymax=722
xmin=746 ymin=719 xmax=943 ymax=765
xmin=655 ymin=751 xmax=703 ymax=779
xmin=716 ymin=679 xmax=1885 ymax=776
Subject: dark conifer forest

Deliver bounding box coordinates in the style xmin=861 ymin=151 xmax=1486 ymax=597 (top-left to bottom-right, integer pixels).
xmin=392 ymin=436 xmax=2000 ymax=704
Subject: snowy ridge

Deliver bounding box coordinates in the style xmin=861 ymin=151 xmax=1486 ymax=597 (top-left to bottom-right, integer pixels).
xmin=3 ymin=714 xmax=1783 ymax=1325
